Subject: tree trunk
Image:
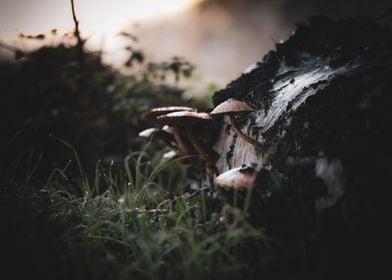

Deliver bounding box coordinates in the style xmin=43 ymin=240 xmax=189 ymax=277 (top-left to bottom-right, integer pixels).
xmin=211 ymin=16 xmax=391 ymax=279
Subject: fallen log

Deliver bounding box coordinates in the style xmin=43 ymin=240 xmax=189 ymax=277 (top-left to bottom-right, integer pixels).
xmin=211 ymin=15 xmax=391 ymax=279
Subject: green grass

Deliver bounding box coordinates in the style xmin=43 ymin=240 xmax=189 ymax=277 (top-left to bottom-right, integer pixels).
xmin=27 ymin=142 xmax=281 ymax=280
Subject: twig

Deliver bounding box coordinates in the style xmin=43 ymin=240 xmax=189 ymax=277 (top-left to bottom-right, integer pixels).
xmin=70 ymin=0 xmax=85 ymax=65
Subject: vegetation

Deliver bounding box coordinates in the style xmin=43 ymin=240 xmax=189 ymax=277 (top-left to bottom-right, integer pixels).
xmin=1 ymin=145 xmax=282 ymax=280
xmin=0 ymin=6 xmax=286 ymax=280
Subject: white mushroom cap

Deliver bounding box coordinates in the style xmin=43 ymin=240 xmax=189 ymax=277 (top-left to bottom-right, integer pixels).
xmin=163 ymin=150 xmax=178 ymax=159
xmin=210 ymin=98 xmax=255 ymax=116
xmin=162 ymin=125 xmax=174 ymax=134
xmin=138 ymin=128 xmax=159 ymax=138
xmin=156 ymin=111 xmax=212 ymax=125
xmin=138 ymin=127 xmax=176 ymax=147
xmin=214 ymin=165 xmax=257 ymax=189
xmin=144 ymin=106 xmax=197 ymax=122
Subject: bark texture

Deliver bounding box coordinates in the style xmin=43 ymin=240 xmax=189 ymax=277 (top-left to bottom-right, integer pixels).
xmin=211 ymin=16 xmax=391 ymax=279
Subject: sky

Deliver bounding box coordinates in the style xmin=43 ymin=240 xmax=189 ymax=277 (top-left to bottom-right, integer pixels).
xmin=1 ymin=0 xmax=391 ymax=85
xmin=0 ymin=0 xmax=197 ymax=36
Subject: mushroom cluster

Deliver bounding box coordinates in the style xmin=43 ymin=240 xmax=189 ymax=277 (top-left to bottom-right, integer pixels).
xmin=139 ymin=98 xmax=258 ymax=185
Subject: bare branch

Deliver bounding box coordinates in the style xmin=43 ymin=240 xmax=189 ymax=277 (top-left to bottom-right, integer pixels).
xmin=70 ymin=0 xmax=85 ymax=65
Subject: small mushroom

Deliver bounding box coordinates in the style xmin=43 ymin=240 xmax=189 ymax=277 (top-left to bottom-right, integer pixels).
xmin=210 ymin=98 xmax=257 ymax=145
xmin=153 ymin=112 xmax=196 ymax=158
xmin=161 ymin=125 xmax=174 ymax=134
xmin=138 ymin=127 xmax=176 ymax=148
xmin=156 ymin=111 xmax=216 ymax=162
xmin=138 ymin=128 xmax=159 ymax=138
xmin=214 ymin=164 xmax=258 ymax=189
xmin=162 ymin=150 xmax=178 ymax=159
xmin=144 ymin=106 xmax=197 ymax=123
xmin=142 ymin=107 xmax=197 ymax=157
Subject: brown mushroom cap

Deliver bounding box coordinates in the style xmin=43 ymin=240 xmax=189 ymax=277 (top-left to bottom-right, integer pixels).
xmin=214 ymin=165 xmax=257 ymax=189
xmin=144 ymin=106 xmax=197 ymax=122
xmin=156 ymin=111 xmax=213 ymax=125
xmin=209 ymin=98 xmax=255 ymax=116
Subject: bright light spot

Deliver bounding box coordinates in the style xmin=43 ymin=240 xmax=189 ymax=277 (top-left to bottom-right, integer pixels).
xmin=0 ymin=0 xmax=198 ymax=38
xmin=77 ymin=0 xmax=199 ymax=65
xmin=79 ymin=0 xmax=198 ymax=37
xmin=0 ymin=0 xmax=200 ymax=67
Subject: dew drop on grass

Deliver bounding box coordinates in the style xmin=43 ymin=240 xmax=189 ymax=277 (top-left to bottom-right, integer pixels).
xmin=265 ymin=191 xmax=272 ymax=197
xmin=118 ymin=197 xmax=125 ymax=206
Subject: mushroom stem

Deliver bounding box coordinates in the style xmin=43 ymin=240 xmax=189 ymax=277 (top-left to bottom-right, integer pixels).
xmin=185 ymin=127 xmax=219 ymax=179
xmin=172 ymin=126 xmax=195 ymax=156
xmin=185 ymin=127 xmax=210 ymax=161
xmin=229 ymin=115 xmax=257 ymax=145
xmin=206 ymin=162 xmax=219 ymax=189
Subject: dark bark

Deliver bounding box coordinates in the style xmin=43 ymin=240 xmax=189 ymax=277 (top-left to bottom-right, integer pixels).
xmin=212 ymin=16 xmax=391 ymax=279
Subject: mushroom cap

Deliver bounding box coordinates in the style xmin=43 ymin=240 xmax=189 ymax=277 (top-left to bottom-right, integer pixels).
xmin=214 ymin=165 xmax=257 ymax=189
xmin=210 ymin=98 xmax=255 ymax=116
xmin=156 ymin=111 xmax=213 ymax=125
xmin=162 ymin=125 xmax=174 ymax=134
xmin=144 ymin=106 xmax=197 ymax=122
xmin=138 ymin=128 xmax=159 ymax=138
xmin=138 ymin=127 xmax=175 ymax=145
xmin=162 ymin=150 xmax=178 ymax=159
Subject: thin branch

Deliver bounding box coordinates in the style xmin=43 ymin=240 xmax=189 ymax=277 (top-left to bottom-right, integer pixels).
xmin=70 ymin=0 xmax=85 ymax=65
xmin=70 ymin=0 xmax=82 ymax=45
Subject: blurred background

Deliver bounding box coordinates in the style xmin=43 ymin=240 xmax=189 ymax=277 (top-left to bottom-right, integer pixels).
xmin=1 ymin=2 xmax=391 ymax=279
xmin=1 ymin=0 xmax=391 ymax=179
xmin=1 ymin=0 xmax=391 ymax=86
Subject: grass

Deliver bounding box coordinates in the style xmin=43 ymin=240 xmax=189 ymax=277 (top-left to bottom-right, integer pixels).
xmin=16 ymin=141 xmax=280 ymax=280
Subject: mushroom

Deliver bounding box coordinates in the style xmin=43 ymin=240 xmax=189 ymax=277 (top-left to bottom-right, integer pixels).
xmin=151 ymin=112 xmax=195 ymax=158
xmin=142 ymin=106 xmax=198 ymax=157
xmin=138 ymin=127 xmax=176 ymax=148
xmin=209 ymin=98 xmax=257 ymax=145
xmin=162 ymin=150 xmax=178 ymax=159
xmin=161 ymin=125 xmax=174 ymax=134
xmin=138 ymin=127 xmax=159 ymax=138
xmin=143 ymin=106 xmax=197 ymax=123
xmin=156 ymin=111 xmax=216 ymax=162
xmin=214 ymin=164 xmax=258 ymax=189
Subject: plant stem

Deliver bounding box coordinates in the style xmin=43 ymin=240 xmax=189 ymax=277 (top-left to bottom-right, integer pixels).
xmin=185 ymin=127 xmax=210 ymax=161
xmin=172 ymin=126 xmax=197 ymax=167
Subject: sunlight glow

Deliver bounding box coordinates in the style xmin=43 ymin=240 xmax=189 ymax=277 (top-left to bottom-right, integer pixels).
xmin=0 ymin=0 xmax=199 ymax=38
xmin=0 ymin=0 xmax=200 ymax=68
xmin=79 ymin=0 xmax=199 ymax=67
xmin=79 ymin=0 xmax=198 ymax=37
